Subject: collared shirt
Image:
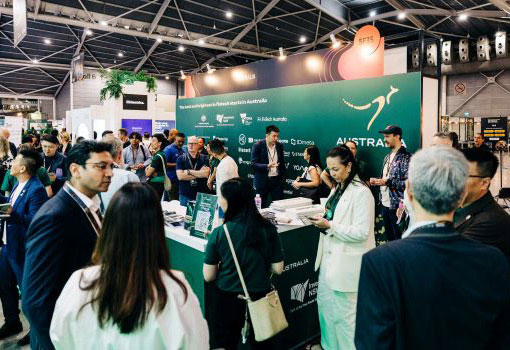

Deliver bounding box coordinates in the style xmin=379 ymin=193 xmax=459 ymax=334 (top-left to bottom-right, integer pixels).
xmin=10 ymin=179 xmax=28 ymax=206
xmin=267 ymin=144 xmax=278 ymax=177
xmin=402 ymin=220 xmax=436 ymax=239
xmin=67 ymin=183 xmax=102 ymax=231
xmin=122 ymin=145 xmax=152 ymax=168
xmin=101 ymin=164 xmax=139 ymax=208
xmin=163 ymin=143 xmax=184 ymax=181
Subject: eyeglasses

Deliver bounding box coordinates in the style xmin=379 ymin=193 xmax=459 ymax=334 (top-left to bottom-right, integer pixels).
xmin=468 ymin=175 xmax=489 ymax=179
xmin=85 ymin=162 xmax=114 ymax=171
xmin=188 ymin=143 xmax=197 ymax=145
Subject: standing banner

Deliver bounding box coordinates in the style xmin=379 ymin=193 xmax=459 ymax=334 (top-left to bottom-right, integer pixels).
xmin=121 ymin=119 xmax=152 ymax=136
xmin=71 ymin=52 xmax=85 ymax=82
xmin=4 ymin=116 xmax=23 ymax=146
xmin=481 ymin=117 xmax=508 ymax=142
xmin=189 ymin=193 xmax=217 ymax=239
xmin=13 ymin=0 xmax=27 ymax=47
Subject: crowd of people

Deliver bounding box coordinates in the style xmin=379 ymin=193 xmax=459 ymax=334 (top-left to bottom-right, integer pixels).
xmin=0 ymin=122 xmax=507 ymax=350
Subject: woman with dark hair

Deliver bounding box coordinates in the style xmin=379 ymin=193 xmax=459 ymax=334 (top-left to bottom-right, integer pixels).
xmin=307 ymin=145 xmax=375 ymax=350
xmin=292 ymin=145 xmax=322 ymax=203
xmin=203 ymin=177 xmax=284 ymax=350
xmin=197 ymin=137 xmax=208 ymax=156
xmin=50 ymin=183 xmax=208 ymax=349
xmin=449 ymin=131 xmax=459 ymax=149
xmin=145 ymin=133 xmax=170 ymax=199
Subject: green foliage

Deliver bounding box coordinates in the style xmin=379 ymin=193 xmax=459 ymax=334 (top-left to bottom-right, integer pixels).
xmin=99 ymin=69 xmax=158 ymax=101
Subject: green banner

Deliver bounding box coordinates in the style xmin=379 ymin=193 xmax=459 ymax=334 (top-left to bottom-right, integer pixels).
xmin=177 ymin=72 xmax=421 ymax=186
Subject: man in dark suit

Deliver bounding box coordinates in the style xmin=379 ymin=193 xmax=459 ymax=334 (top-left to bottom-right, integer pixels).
xmin=1 ymin=128 xmax=17 ymax=158
xmin=41 ymin=134 xmax=67 ymax=195
xmin=250 ymin=125 xmax=286 ymax=208
xmin=454 ymin=148 xmax=510 ymax=260
xmin=22 ymin=141 xmax=113 ymax=350
xmin=355 ymin=146 xmax=510 ymax=350
xmin=0 ymin=150 xmax=48 ymax=345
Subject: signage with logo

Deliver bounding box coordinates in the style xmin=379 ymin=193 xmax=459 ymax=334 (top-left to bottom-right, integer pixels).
xmin=121 ymin=119 xmax=152 ymax=136
xmin=71 ymin=52 xmax=85 ymax=82
xmin=481 ymin=117 xmax=508 ymax=142
xmin=123 ymin=94 xmax=148 ymax=110
xmin=177 ymin=72 xmax=422 ymax=194
xmin=13 ymin=0 xmax=27 ymax=47
xmin=154 ymin=120 xmax=176 ymax=134
xmin=189 ymin=193 xmax=217 ymax=239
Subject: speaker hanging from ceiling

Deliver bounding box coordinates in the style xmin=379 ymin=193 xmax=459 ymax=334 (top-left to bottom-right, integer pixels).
xmin=477 ymin=36 xmax=491 ymax=61
xmin=495 ymin=31 xmax=507 ymax=58
xmin=459 ymin=39 xmax=470 ymax=63
xmin=426 ymin=43 xmax=438 ymax=66
xmin=442 ymin=41 xmax=453 ymax=65
xmin=411 ymin=47 xmax=420 ymax=68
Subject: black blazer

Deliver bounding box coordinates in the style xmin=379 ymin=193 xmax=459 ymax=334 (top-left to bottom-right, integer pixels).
xmin=250 ymin=140 xmax=285 ymax=189
xmin=9 ymin=142 xmax=17 ymax=158
xmin=22 ymin=188 xmax=98 ymax=350
xmin=355 ymin=224 xmax=510 ymax=350
xmin=454 ymin=192 xmax=510 ymax=261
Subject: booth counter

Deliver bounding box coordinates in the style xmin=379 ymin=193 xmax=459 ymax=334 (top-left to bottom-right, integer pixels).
xmin=165 ymin=218 xmax=321 ymax=349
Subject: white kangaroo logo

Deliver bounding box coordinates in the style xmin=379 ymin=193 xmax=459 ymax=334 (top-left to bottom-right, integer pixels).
xmin=343 ymin=85 xmax=400 ymax=131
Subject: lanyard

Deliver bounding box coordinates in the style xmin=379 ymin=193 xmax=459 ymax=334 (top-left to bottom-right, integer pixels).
xmin=63 ymin=182 xmax=102 ymax=237
xmin=268 ymin=145 xmax=277 ymax=163
xmin=324 ymin=185 xmax=344 ymax=221
xmin=44 ymin=156 xmax=55 ymax=172
xmin=187 ymin=153 xmax=199 ymax=170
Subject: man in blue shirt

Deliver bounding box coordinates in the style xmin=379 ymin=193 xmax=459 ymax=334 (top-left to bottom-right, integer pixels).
xmin=163 ymin=132 xmax=185 ymax=201
xmin=176 ymin=136 xmax=209 ymax=206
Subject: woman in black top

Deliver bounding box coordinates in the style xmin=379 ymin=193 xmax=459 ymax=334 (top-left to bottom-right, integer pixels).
xmin=203 ymin=178 xmax=284 ymax=350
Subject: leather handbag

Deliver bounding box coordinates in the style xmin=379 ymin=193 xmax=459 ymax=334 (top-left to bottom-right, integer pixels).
xmin=223 ymin=224 xmax=288 ymax=342
xmin=158 ymin=154 xmax=172 ymax=192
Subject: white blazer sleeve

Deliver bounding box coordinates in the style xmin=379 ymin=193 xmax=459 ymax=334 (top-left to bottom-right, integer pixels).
xmin=327 ymin=186 xmax=375 ymax=243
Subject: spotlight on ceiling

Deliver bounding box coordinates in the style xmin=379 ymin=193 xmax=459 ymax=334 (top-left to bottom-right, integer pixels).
xmin=157 ymin=38 xmax=163 ymax=43
xmin=100 ymin=21 xmax=108 ymax=26
xmin=44 ymin=38 xmax=51 ymax=44
xmin=198 ymin=38 xmax=205 ymax=45
xmin=278 ymin=47 xmax=286 ymax=61
xmin=225 ymin=11 xmax=233 ymax=19
xmin=398 ymin=12 xmax=406 ymax=20
xmin=299 ymin=36 xmax=307 ymax=44
xmin=86 ymin=29 xmax=93 ymax=36
xmin=124 ymin=25 xmax=130 ymax=29
xmin=117 ymin=52 xmax=124 ymax=57
xmin=369 ymin=10 xmax=376 ymax=17
xmin=180 ymin=70 xmax=186 ymax=80
xmin=178 ymin=45 xmax=185 ymax=52
xmin=166 ymin=75 xmax=170 ymax=80
xmin=458 ymin=13 xmax=468 ymax=21
xmin=207 ymin=64 xmax=216 ymax=74
xmin=330 ymin=34 xmax=340 ymax=49
xmin=32 ymin=59 xmax=39 ymax=63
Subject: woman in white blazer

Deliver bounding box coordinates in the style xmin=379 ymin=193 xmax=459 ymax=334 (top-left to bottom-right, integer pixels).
xmin=309 ymin=145 xmax=375 ymax=350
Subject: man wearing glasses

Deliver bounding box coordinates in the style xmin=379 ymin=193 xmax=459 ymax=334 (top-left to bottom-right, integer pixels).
xmin=454 ymin=148 xmax=510 ymax=261
xmin=176 ymin=136 xmax=210 ymax=206
xmin=41 ymin=135 xmax=67 ymax=195
xmin=22 ymin=141 xmax=114 ymax=350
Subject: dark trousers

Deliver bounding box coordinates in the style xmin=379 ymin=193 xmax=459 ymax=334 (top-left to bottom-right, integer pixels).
xmin=207 ymin=287 xmax=274 ymax=350
xmin=257 ymin=177 xmax=284 ymax=209
xmin=163 ymin=180 xmax=180 ymax=201
xmin=148 ymin=181 xmax=164 ymax=200
xmin=381 ymin=206 xmax=401 ymax=241
xmin=0 ymin=248 xmax=22 ymax=325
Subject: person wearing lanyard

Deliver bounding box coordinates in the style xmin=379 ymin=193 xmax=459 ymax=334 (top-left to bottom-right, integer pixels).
xmin=122 ymin=132 xmax=152 ymax=180
xmin=355 ymin=146 xmax=510 ymax=350
xmin=308 ymin=145 xmax=375 ymax=350
xmin=251 ymin=125 xmax=286 ymax=208
xmin=176 ymin=136 xmax=210 ymax=207
xmin=22 ymin=141 xmax=114 ymax=350
xmin=0 ymin=150 xmax=48 ymax=346
xmin=145 ymin=134 xmax=170 ymax=199
xmin=163 ymin=132 xmax=185 ymax=201
xmin=41 ymin=135 xmax=67 ymax=195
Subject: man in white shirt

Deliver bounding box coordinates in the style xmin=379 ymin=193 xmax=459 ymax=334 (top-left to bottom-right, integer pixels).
xmin=208 ymin=138 xmax=238 ymax=217
xmin=102 ymin=138 xmax=139 ymax=208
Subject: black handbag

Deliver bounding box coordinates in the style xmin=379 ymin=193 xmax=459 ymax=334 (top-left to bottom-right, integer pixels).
xmin=295 ymin=178 xmax=320 ymax=203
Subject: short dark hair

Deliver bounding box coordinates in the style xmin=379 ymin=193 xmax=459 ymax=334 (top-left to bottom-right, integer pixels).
xmin=22 ymin=135 xmax=33 ymax=144
xmin=176 ymin=132 xmax=185 ymax=138
xmin=209 ymin=138 xmax=225 ymax=154
xmin=65 ymin=140 xmax=113 ymax=178
xmin=266 ymin=125 xmax=279 ymax=134
xmin=143 ymin=132 xmax=150 ymax=138
xmin=129 ymin=132 xmax=142 ymax=141
xmin=163 ymin=129 xmax=170 ymax=138
xmin=51 ymin=129 xmax=59 ymax=137
xmin=118 ymin=128 xmax=128 ymax=137
xmin=449 ymin=132 xmax=459 ymax=149
xmin=461 ymin=148 xmax=499 ymax=179
xmin=41 ymin=134 xmax=59 ymax=145
xmin=152 ymin=133 xmax=170 ymax=150
xmin=76 ymin=136 xmax=85 ymax=143
xmin=19 ymin=150 xmax=43 ymax=176
xmin=345 ymin=140 xmax=357 ymax=149
xmin=102 ymin=130 xmax=113 ymax=138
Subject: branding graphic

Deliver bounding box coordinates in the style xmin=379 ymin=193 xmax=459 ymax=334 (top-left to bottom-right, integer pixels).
xmin=238 ymin=147 xmax=251 ymax=153
xmin=284 ymin=258 xmax=309 ymax=272
xmin=343 ymin=85 xmax=399 ymax=130
xmin=239 ymin=134 xmax=247 ymax=146
xmin=195 ymin=114 xmax=213 ymax=128
xmin=216 ymin=114 xmax=235 ymax=126
xmin=291 ymin=279 xmax=309 ymax=303
xmin=212 ymin=136 xmax=229 ymax=142
xmin=238 ymin=157 xmax=251 ymax=166
xmin=257 ymin=116 xmax=288 ymax=123
xmin=240 ymin=113 xmax=252 ymax=125
xmin=283 ymin=151 xmax=290 ymax=157
xmin=336 ymin=137 xmax=407 ymax=148
xmin=248 ymin=137 xmax=254 ymax=143
xmin=291 ymin=139 xmax=314 ymax=146
xmin=201 ymin=115 xmax=207 ymax=123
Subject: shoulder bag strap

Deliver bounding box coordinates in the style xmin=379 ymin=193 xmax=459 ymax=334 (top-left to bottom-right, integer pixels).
xmin=223 ymin=224 xmax=251 ymax=302
xmin=141 ymin=145 xmax=147 ymax=161
xmin=159 ymin=154 xmax=169 ymax=179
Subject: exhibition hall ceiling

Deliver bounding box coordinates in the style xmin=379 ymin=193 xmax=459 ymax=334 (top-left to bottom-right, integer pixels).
xmin=0 ymin=0 xmax=508 ymax=96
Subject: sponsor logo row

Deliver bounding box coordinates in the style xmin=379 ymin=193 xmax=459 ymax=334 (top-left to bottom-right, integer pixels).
xmin=195 ymin=113 xmax=288 ymax=128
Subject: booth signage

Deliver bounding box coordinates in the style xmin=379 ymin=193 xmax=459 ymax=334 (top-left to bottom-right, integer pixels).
xmin=71 ymin=52 xmax=85 ymax=82
xmin=154 ymin=120 xmax=176 ymax=134
xmin=123 ymin=94 xmax=148 ymax=110
xmin=13 ymin=0 xmax=27 ymax=47
xmin=121 ymin=119 xmax=152 ymax=136
xmin=189 ymin=193 xmax=217 ymax=239
xmin=481 ymin=117 xmax=508 ymax=141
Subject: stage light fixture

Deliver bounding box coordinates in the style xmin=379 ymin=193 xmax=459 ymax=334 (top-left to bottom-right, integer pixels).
xmin=198 ymin=39 xmax=205 ymax=45
xmin=157 ymin=38 xmax=163 ymax=43
xmin=207 ymin=64 xmax=216 ymax=74
xmin=398 ymin=12 xmax=406 ymax=20
xmin=458 ymin=14 xmax=468 ymax=21
xmin=44 ymin=39 xmax=51 ymax=44
xmin=369 ymin=10 xmax=376 ymax=17
xmin=180 ymin=70 xmax=186 ymax=80
xmin=100 ymin=21 xmax=108 ymax=26
xmin=178 ymin=45 xmax=185 ymax=52
xmin=86 ymin=29 xmax=93 ymax=36
xmin=278 ymin=47 xmax=286 ymax=61
xmin=330 ymin=34 xmax=340 ymax=49
xmin=299 ymin=36 xmax=306 ymax=44
xmin=118 ymin=52 xmax=124 ymax=57
xmin=225 ymin=11 xmax=233 ymax=19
